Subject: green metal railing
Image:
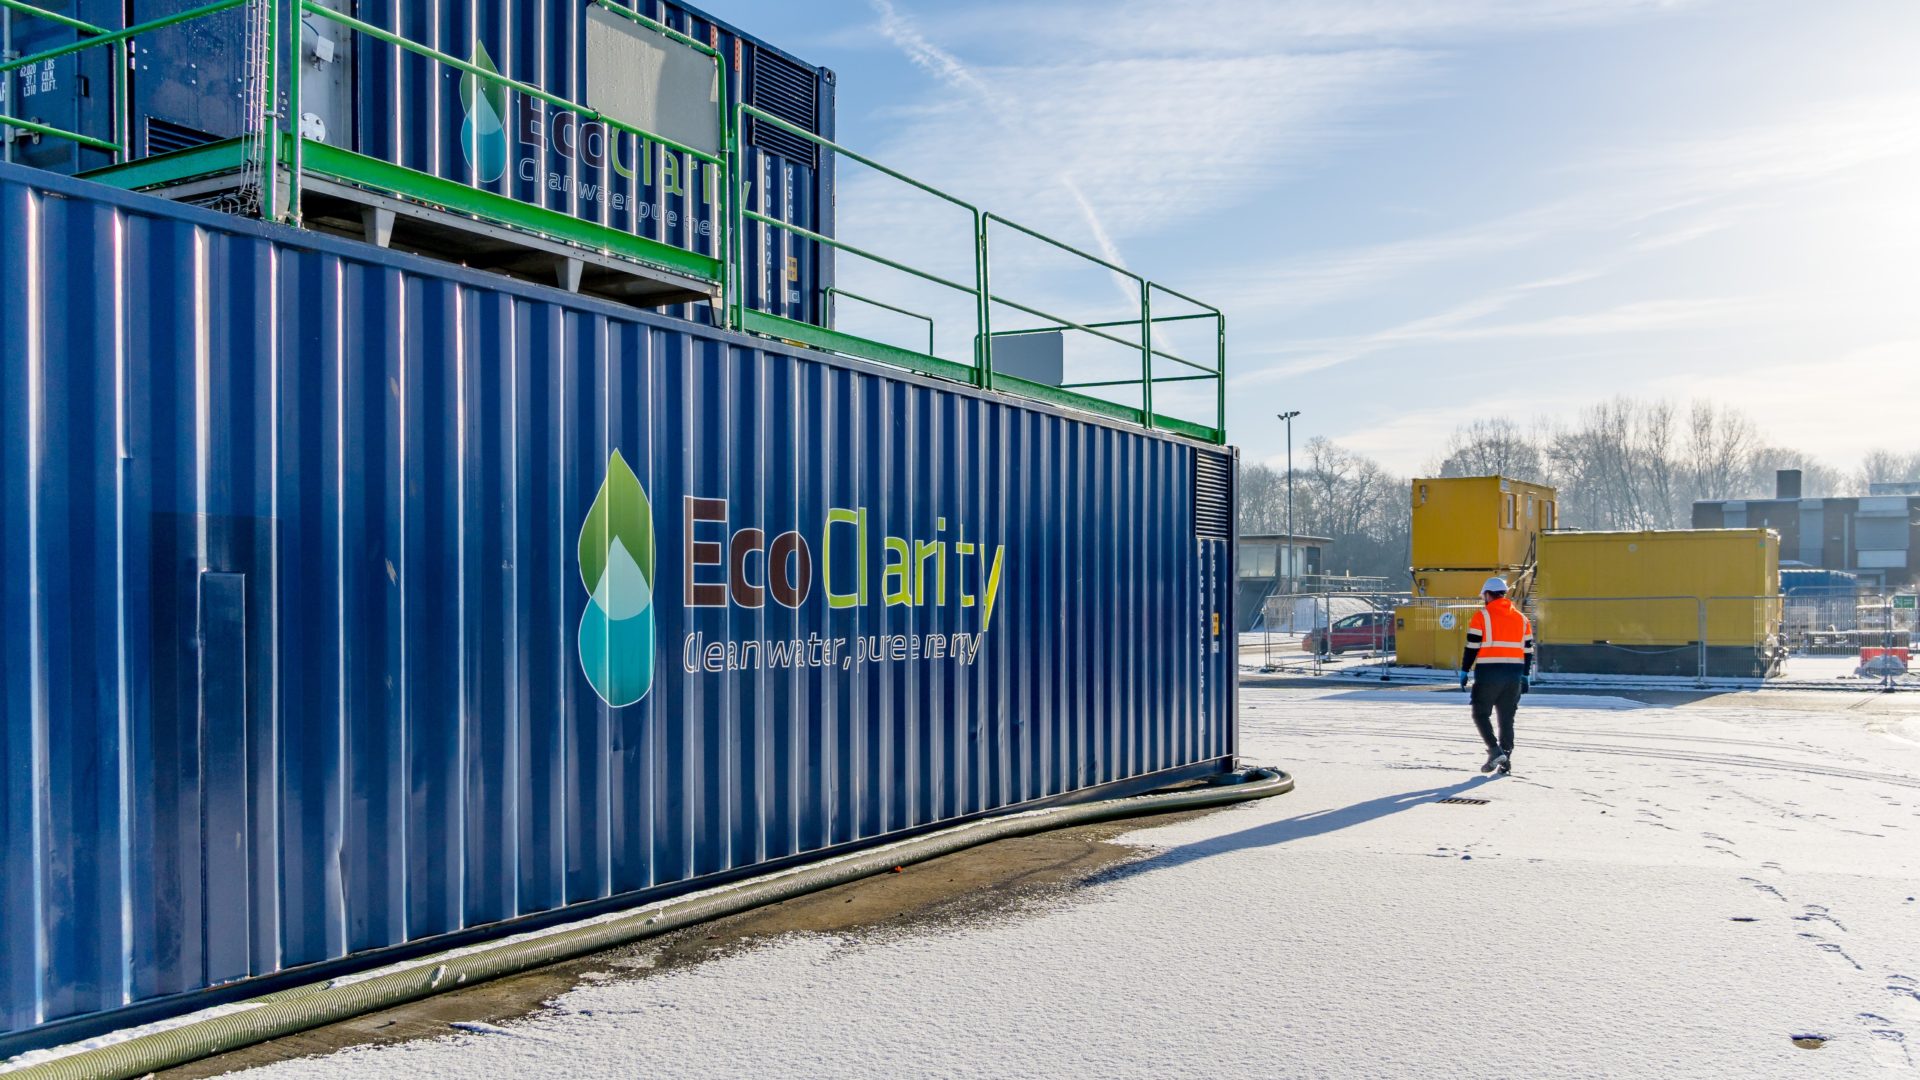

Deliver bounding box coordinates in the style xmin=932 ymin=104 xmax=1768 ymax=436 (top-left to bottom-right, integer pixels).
xmin=826 ymin=286 xmax=936 ymax=356
xmin=0 ymin=0 xmax=1227 ymax=442
xmin=731 ymin=103 xmax=1226 ymax=440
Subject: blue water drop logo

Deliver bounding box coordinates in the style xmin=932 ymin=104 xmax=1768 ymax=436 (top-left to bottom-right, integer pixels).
xmin=459 ymin=41 xmax=510 ymax=184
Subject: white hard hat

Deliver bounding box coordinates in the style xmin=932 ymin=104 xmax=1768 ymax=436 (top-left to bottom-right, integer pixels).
xmin=1482 ymin=576 xmax=1509 ymax=595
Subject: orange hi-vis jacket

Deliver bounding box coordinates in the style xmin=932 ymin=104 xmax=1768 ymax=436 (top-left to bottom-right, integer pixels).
xmin=1465 ymin=597 xmax=1535 ymax=668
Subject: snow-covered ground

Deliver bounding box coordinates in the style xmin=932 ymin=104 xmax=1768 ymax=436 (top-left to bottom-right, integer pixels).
xmin=227 ymin=686 xmax=1920 ymax=1078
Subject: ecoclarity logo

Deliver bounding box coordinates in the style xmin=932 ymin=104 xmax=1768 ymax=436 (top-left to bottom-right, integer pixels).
xmin=459 ymin=41 xmax=509 ymax=184
xmin=578 ymin=450 xmax=656 ymax=707
xmin=454 ymin=38 xmax=718 ymax=225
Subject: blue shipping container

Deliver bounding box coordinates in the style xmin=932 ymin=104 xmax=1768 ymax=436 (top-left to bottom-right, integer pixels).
xmin=0 ymin=161 xmax=1237 ymax=1054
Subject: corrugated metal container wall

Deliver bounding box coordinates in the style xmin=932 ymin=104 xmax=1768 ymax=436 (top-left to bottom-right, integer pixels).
xmin=0 ymin=162 xmax=1233 ymax=1052
xmin=345 ymin=0 xmax=833 ymax=325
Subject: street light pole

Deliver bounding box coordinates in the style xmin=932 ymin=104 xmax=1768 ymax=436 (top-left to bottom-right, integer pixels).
xmin=1279 ymin=411 xmax=1300 ymax=593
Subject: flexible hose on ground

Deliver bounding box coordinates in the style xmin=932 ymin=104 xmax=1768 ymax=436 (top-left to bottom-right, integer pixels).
xmin=10 ymin=766 xmax=1292 ymax=1080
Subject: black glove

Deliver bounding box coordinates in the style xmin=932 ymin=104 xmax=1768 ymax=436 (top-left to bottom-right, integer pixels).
xmin=1520 ymin=675 xmax=1530 ymax=695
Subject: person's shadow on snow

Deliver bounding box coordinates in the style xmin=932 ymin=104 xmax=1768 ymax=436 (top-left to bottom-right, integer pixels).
xmin=1094 ymin=775 xmax=1499 ymax=886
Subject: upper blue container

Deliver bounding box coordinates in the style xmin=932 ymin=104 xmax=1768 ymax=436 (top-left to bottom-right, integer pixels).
xmin=0 ymin=160 xmax=1237 ymax=1055
xmin=1 ymin=0 xmax=834 ymax=326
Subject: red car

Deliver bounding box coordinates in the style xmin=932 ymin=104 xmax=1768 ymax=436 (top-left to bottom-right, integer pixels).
xmin=1304 ymin=610 xmax=1396 ymax=656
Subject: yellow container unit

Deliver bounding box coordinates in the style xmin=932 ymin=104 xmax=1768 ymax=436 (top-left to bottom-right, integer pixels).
xmin=1394 ymin=601 xmax=1483 ymax=670
xmin=1533 ymin=529 xmax=1784 ymax=678
xmin=1411 ymin=476 xmax=1557 ymax=572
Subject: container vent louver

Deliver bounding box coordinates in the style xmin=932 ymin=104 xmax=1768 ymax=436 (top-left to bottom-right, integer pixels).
xmin=1194 ymin=452 xmax=1231 ymax=541
xmin=146 ymin=117 xmax=217 ymax=156
xmin=746 ymin=47 xmax=819 ymax=168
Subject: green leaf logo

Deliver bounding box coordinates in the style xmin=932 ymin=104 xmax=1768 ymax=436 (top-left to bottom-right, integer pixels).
xmin=578 ymin=450 xmax=656 ymax=707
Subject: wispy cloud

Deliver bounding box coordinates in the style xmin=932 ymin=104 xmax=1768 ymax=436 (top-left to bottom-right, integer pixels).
xmin=901 ymin=0 xmax=1708 ymax=57
xmin=825 ymin=0 xmax=1919 ymax=475
xmin=1234 ymin=292 xmax=1760 ymax=387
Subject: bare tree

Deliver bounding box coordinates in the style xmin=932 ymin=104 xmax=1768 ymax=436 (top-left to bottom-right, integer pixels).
xmin=1243 ymin=397 xmax=1887 ymax=585
xmin=1860 ymin=448 xmax=1920 ymax=490
xmin=1236 ymin=440 xmax=1413 ymax=581
xmin=1236 ymin=463 xmax=1289 ymax=535
xmin=1544 ymin=398 xmax=1674 ymax=529
xmin=1685 ymin=401 xmax=1760 ymax=502
xmin=1436 ymin=418 xmax=1547 ymax=482
xmin=1747 ymin=448 xmax=1842 ymax=499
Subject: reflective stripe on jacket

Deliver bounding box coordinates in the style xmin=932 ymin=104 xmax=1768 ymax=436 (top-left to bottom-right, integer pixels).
xmin=1467 ymin=598 xmax=1533 ymax=665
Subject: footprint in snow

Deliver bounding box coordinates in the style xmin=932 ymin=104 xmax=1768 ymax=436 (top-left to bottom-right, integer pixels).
xmin=1795 ymin=904 xmax=1849 ymax=933
xmin=1857 ymin=1015 xmax=1913 ymax=1070
xmin=1740 ymin=877 xmax=1789 ymax=902
xmin=1889 ymin=979 xmax=1920 ymax=1021
xmin=1799 ymin=932 xmax=1864 ymax=971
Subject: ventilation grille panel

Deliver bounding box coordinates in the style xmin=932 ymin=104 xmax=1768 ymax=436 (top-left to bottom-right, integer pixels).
xmin=1194 ymin=452 xmax=1231 ymax=541
xmin=146 ymin=117 xmax=218 ymax=156
xmin=746 ymin=47 xmax=819 ymax=168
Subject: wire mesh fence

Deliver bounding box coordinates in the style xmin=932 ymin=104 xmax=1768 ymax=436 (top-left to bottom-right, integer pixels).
xmin=1244 ymin=592 xmax=1408 ymax=675
xmin=1236 ymin=589 xmax=1917 ymax=688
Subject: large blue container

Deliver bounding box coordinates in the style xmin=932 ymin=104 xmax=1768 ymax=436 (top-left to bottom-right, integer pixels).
xmin=0 ymin=161 xmax=1237 ymax=1054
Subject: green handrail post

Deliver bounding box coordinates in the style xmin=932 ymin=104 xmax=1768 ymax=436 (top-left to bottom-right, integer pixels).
xmin=1138 ymin=278 xmax=1154 ymax=431
xmin=974 ymin=209 xmax=992 ymax=390
xmin=730 ymin=103 xmax=745 ymax=329
xmin=112 ymin=41 xmax=128 ymax=165
xmin=713 ymin=30 xmax=731 ymax=329
xmin=271 ymin=0 xmax=286 ymax=223
xmin=1215 ymin=310 xmax=1227 ymax=442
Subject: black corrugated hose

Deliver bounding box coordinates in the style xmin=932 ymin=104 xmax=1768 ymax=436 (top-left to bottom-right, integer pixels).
xmin=9 ymin=766 xmax=1291 ymax=1080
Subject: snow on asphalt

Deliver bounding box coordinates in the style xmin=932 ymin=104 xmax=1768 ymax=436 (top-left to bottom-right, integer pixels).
xmin=231 ymin=687 xmax=1920 ymax=1078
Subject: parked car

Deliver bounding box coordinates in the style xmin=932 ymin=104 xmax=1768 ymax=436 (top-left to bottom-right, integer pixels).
xmin=1304 ymin=610 xmax=1396 ymax=656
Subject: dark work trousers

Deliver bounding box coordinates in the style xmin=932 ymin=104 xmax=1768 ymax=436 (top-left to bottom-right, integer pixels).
xmin=1469 ymin=665 xmax=1526 ymax=754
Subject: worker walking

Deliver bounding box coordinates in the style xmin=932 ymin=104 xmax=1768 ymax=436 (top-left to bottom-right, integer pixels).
xmin=1458 ymin=576 xmax=1535 ymax=774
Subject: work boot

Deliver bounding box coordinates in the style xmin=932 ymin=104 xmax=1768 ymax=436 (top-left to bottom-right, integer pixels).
xmin=1480 ymin=750 xmax=1501 ymax=774
xmin=1494 ymin=753 xmax=1511 ymax=774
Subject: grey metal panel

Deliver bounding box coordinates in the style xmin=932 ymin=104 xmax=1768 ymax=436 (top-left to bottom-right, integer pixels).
xmin=1800 ymin=506 xmax=1825 ymax=565
xmin=991 ymin=330 xmax=1065 ymax=386
xmin=585 ymin=4 xmax=721 ymax=158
